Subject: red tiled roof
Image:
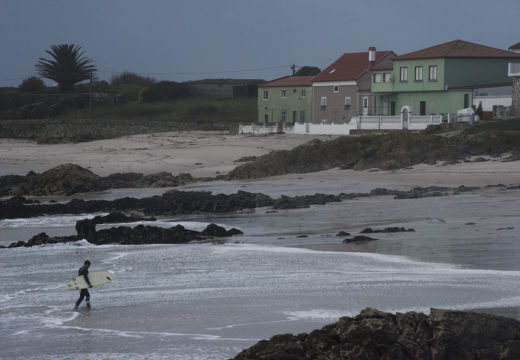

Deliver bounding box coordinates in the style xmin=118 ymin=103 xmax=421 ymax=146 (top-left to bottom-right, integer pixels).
xmin=313 ymin=51 xmax=393 ymax=82
xmin=259 ymin=75 xmax=315 ymax=88
xmin=510 ymin=42 xmax=520 ymax=50
xmin=394 ymin=40 xmax=520 ymax=60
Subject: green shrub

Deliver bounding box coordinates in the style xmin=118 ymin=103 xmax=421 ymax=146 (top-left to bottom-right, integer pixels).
xmin=19 ymin=77 xmax=46 ymax=93
xmin=111 ymin=72 xmax=156 ymax=87
xmin=141 ymin=81 xmax=191 ymax=102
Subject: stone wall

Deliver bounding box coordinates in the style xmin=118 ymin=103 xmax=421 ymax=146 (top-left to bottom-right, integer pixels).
xmin=513 ymin=77 xmax=520 ymax=115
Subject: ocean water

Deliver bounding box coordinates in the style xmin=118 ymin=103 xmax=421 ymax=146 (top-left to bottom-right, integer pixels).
xmin=1 ymin=185 xmax=520 ymax=359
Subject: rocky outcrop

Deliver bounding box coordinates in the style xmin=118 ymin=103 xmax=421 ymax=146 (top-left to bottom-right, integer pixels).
xmin=0 ymin=184 xmax=496 ymax=221
xmin=272 ymin=194 xmax=343 ymax=209
xmin=231 ymin=308 xmax=520 ymax=360
xmin=226 ymin=131 xmax=520 ymax=179
xmin=343 ymin=235 xmax=378 ymax=243
xmin=0 ymin=164 xmax=194 ymax=196
xmin=6 ymin=217 xmax=243 ymax=248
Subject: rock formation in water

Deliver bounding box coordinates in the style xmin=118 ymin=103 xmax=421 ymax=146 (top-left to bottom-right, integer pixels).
xmin=4 ymin=212 xmax=243 ymax=248
xmin=231 ymin=307 xmax=520 ymax=360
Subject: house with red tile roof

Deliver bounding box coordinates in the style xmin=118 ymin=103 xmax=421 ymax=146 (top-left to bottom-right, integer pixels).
xmin=371 ymin=40 xmax=520 ymax=117
xmin=257 ymin=75 xmax=314 ymax=125
xmin=312 ymin=47 xmax=396 ymax=123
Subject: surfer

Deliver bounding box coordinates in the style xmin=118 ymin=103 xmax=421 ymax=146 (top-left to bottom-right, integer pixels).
xmin=73 ymin=260 xmax=93 ymax=311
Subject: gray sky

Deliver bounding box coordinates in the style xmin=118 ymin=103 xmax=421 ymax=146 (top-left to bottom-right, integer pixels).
xmin=1 ymin=0 xmax=519 ymax=86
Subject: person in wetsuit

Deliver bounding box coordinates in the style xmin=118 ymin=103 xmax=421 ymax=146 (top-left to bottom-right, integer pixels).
xmin=73 ymin=260 xmax=93 ymax=311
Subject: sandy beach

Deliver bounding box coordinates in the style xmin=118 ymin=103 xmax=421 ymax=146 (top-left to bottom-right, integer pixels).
xmin=1 ymin=131 xmax=520 ymax=189
xmin=2 ymin=131 xmax=520 ymax=359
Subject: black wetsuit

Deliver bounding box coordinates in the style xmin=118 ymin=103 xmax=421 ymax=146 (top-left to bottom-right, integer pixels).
xmin=74 ymin=265 xmax=91 ymax=308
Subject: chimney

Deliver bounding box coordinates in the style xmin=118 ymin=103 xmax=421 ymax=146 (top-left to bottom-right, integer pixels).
xmin=368 ymin=46 xmax=376 ymax=68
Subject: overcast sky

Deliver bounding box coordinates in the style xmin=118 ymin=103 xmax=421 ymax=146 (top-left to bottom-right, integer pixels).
xmin=1 ymin=0 xmax=519 ymax=86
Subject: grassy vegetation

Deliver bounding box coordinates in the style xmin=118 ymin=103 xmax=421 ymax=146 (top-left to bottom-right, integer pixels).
xmin=0 ymin=97 xmax=258 ymax=143
xmin=463 ymin=118 xmax=520 ymax=134
xmin=55 ymin=97 xmax=257 ymax=126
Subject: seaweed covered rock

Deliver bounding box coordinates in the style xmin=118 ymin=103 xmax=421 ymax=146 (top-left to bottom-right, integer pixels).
xmin=231 ymin=308 xmax=520 ymax=360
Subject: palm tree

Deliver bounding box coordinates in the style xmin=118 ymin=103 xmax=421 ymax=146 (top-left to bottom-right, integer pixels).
xmin=36 ymin=44 xmax=97 ymax=92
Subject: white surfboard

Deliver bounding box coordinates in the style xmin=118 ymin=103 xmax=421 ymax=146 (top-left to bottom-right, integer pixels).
xmin=66 ymin=271 xmax=116 ymax=290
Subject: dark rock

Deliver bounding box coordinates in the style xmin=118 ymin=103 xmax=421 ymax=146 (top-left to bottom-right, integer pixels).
xmin=201 ymin=223 xmax=243 ymax=237
xmin=336 ymin=231 xmax=350 ymax=237
xmin=343 ymin=235 xmax=378 ymax=243
xmin=8 ymin=232 xmax=81 ymax=248
xmin=12 ymin=163 xmax=102 ymax=196
xmin=296 ymin=235 xmax=308 ymax=238
xmin=8 ymin=220 xmax=243 ymax=248
xmin=234 ymin=156 xmax=257 ymax=163
xmin=1 ymin=164 xmax=195 ymax=197
xmin=231 ymin=308 xmax=520 ymax=360
xmin=273 ymin=193 xmax=342 ymax=209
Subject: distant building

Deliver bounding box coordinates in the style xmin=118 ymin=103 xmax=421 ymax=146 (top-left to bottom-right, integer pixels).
xmin=509 ymin=42 xmax=520 ymax=54
xmin=312 ymin=47 xmax=396 ymax=123
xmin=187 ymin=79 xmax=263 ymax=98
xmin=257 ymin=76 xmax=314 ymax=125
xmin=371 ymin=40 xmax=520 ymax=116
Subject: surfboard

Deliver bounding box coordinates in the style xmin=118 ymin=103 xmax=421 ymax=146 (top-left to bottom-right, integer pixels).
xmin=66 ymin=271 xmax=116 ymax=290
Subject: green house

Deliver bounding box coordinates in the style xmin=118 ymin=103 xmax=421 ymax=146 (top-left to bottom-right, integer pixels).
xmin=258 ymin=76 xmax=314 ymax=125
xmin=371 ymin=40 xmax=520 ymax=116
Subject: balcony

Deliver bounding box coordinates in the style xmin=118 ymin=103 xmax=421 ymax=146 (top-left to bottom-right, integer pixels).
xmin=508 ymin=63 xmax=520 ymax=77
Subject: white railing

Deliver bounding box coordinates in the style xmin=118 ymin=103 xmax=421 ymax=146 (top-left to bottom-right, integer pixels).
xmin=239 ymin=124 xmax=279 ymax=135
xmin=508 ymin=63 xmax=520 ymax=77
xmin=291 ymin=122 xmax=357 ymax=135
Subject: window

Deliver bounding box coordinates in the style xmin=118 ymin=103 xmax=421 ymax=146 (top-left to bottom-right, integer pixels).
xmin=301 ymin=89 xmax=306 ymax=97
xmin=263 ymin=90 xmax=268 ymax=100
xmin=328 ymin=68 xmax=336 ymax=74
xmin=333 ymin=85 xmax=339 ymax=92
xmin=320 ymin=97 xmax=327 ymax=111
xmin=384 ymin=73 xmax=391 ymax=83
xmin=344 ymin=97 xmax=351 ymax=109
xmin=464 ymin=94 xmax=469 ymax=108
xmin=429 ymin=65 xmax=437 ymax=81
xmin=391 ymin=101 xmax=396 ymax=116
xmin=415 ymin=66 xmax=423 ymax=81
xmin=374 ymin=73 xmax=382 ymax=83
xmin=264 ymin=114 xmax=269 ymax=124
xmin=420 ymin=101 xmax=426 ymax=115
xmin=281 ymin=111 xmax=286 ymax=122
xmin=400 ymin=67 xmax=408 ymax=82
xmin=281 ymin=89 xmax=286 ymax=98
xmin=363 ymin=97 xmax=368 ymax=109
xmin=300 ymin=111 xmax=305 ymax=123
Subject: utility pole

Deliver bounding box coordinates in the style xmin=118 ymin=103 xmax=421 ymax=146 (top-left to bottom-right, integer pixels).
xmin=291 ymin=64 xmax=296 ymax=75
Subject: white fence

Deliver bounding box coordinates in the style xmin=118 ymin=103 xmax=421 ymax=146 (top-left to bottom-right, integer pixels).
xmin=238 ymin=124 xmax=279 ymax=135
xmin=239 ymin=113 xmax=467 ymax=136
